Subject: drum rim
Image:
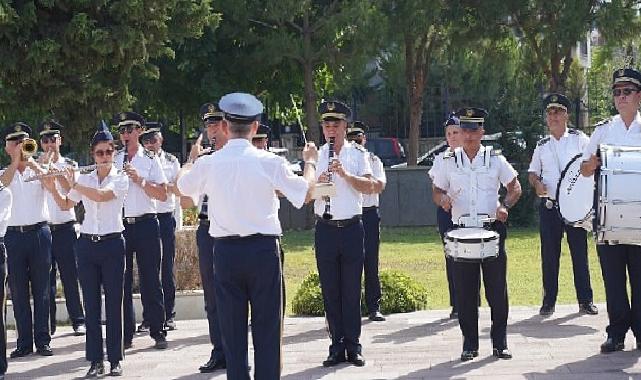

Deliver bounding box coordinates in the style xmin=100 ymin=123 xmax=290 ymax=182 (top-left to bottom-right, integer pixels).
xmin=556 ymin=153 xmax=593 ymax=225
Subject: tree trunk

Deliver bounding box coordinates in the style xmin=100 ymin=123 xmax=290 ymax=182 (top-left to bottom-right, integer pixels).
xmin=302 ymin=11 xmax=320 ymax=144
xmin=404 ymin=33 xmax=427 ymax=166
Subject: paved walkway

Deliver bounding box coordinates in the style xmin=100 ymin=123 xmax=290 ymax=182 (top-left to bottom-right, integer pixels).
xmin=6 ymin=304 xmax=641 ymax=379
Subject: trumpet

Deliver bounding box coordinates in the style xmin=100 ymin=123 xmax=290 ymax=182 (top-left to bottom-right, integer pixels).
xmin=24 ymin=163 xmax=113 ymax=182
xmin=21 ymin=138 xmax=38 ymax=157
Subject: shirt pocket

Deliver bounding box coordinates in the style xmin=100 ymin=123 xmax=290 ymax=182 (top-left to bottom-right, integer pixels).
xmin=477 ymin=170 xmax=499 ymax=191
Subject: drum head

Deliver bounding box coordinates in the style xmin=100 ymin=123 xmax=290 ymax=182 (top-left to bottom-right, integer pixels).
xmin=446 ymin=228 xmax=498 ymax=240
xmin=557 ymin=154 xmax=594 ymax=224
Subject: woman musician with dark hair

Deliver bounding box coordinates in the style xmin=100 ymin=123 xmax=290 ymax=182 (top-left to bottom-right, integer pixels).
xmin=42 ymin=122 xmax=129 ymax=377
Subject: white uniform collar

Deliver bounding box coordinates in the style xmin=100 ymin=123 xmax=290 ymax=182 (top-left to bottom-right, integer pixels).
xmin=90 ymin=164 xmax=118 ymax=180
xmin=226 ymin=138 xmax=252 ymax=148
xmin=550 ymin=128 xmax=570 ymax=141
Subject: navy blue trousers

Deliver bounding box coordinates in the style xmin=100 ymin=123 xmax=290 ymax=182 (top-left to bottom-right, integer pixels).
xmin=598 ymin=244 xmax=641 ymax=341
xmin=214 ymin=235 xmax=281 ymax=380
xmin=49 ymin=224 xmax=84 ymax=330
xmin=6 ymin=225 xmax=52 ymax=349
xmin=196 ymin=222 xmax=225 ymax=360
xmin=123 ymin=217 xmax=165 ymax=343
xmin=77 ymin=235 xmax=125 ymax=362
xmin=453 ymin=222 xmax=509 ymax=351
xmin=539 ymin=201 xmax=593 ymax=306
xmin=158 ymin=213 xmax=177 ymax=320
xmin=315 ymin=220 xmax=364 ymax=355
xmin=437 ymin=206 xmax=456 ymax=311
xmin=0 ymin=243 xmax=8 ymax=375
xmin=362 ymin=207 xmax=382 ymax=313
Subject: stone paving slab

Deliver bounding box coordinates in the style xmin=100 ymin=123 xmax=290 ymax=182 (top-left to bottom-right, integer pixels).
xmin=6 ymin=303 xmax=641 ymax=379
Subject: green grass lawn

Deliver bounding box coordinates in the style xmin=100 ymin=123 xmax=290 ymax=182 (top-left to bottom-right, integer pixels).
xmin=281 ymin=226 xmax=605 ymax=316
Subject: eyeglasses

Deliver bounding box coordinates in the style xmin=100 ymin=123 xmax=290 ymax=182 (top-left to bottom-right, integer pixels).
xmin=117 ymin=124 xmax=141 ymax=134
xmin=40 ymin=136 xmax=57 ymax=144
xmin=613 ymin=88 xmax=639 ymax=97
xmin=142 ymin=136 xmax=158 ymax=144
xmin=94 ymin=149 xmax=114 ymax=157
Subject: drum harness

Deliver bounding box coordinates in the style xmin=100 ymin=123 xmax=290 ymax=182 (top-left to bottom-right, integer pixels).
xmin=453 ymin=146 xmax=493 ymax=228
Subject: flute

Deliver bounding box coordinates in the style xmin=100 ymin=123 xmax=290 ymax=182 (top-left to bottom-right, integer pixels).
xmin=24 ymin=163 xmax=113 ymax=182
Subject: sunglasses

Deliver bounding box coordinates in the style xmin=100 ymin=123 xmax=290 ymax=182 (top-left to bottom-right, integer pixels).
xmin=142 ymin=136 xmax=158 ymax=144
xmin=613 ymin=88 xmax=639 ymax=97
xmin=117 ymin=124 xmax=141 ymax=134
xmin=94 ymin=149 xmax=114 ymax=157
xmin=40 ymin=136 xmax=58 ymax=144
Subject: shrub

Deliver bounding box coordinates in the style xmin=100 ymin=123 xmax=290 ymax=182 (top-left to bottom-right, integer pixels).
xmin=174 ymin=227 xmax=202 ymax=290
xmin=291 ymin=270 xmax=429 ymax=316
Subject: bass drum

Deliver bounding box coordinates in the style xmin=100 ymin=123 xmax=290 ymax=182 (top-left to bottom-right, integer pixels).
xmin=556 ymin=154 xmax=594 ymax=230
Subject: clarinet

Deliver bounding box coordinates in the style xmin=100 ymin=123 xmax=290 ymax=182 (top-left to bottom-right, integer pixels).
xmin=322 ymin=137 xmax=335 ymax=220
xmin=122 ymin=140 xmax=129 ymax=170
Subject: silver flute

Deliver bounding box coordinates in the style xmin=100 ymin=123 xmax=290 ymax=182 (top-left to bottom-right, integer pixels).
xmin=24 ymin=163 xmax=113 ymax=182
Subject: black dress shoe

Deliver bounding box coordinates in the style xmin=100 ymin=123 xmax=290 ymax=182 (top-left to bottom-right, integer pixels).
xmin=36 ymin=345 xmax=53 ymax=356
xmin=154 ymin=335 xmax=168 ymax=349
xmin=368 ymin=311 xmax=386 ymax=322
xmin=10 ymin=347 xmax=33 ymax=358
xmin=449 ymin=309 xmax=458 ymax=319
xmin=492 ymin=348 xmax=512 ymax=359
xmin=199 ymin=357 xmax=226 ymax=373
xmin=322 ymin=352 xmax=346 ymax=367
xmin=137 ymin=321 xmax=150 ymax=333
xmin=579 ymin=302 xmax=598 ymax=315
xmin=460 ymin=350 xmax=479 ymax=361
xmin=109 ymin=361 xmax=123 ymax=376
xmin=86 ymin=361 xmax=105 ymax=377
xmin=347 ymin=352 xmax=365 ymax=367
xmin=74 ymin=324 xmax=87 ymax=336
xmin=539 ymin=304 xmax=555 ymax=316
xmin=601 ymin=337 xmax=624 ymax=353
xmin=165 ymin=318 xmax=176 ymax=331
xmin=637 ymin=340 xmax=641 ymax=351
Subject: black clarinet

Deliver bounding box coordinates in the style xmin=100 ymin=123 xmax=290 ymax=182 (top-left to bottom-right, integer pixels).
xmin=122 ymin=140 xmax=129 ymax=169
xmin=322 ymin=137 xmax=335 ymax=220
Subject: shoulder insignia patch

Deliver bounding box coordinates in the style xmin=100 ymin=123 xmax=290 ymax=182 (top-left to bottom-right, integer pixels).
xmin=144 ymin=149 xmax=156 ymax=158
xmin=166 ymin=152 xmax=178 ymax=163
xmin=537 ymin=136 xmax=551 ymax=146
xmin=64 ymin=157 xmax=78 ymax=167
xmin=594 ymin=117 xmax=612 ymax=129
xmin=568 ymin=128 xmax=578 ymax=135
xmin=353 ymin=143 xmax=367 ymax=152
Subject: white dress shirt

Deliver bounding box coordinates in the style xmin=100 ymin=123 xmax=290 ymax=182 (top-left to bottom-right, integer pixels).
xmin=156 ymin=150 xmax=180 ymax=214
xmin=45 ymin=155 xmax=78 ymax=224
xmin=0 ymin=187 xmax=13 ymax=236
xmin=528 ymin=128 xmax=590 ymax=199
xmin=432 ymin=146 xmax=518 ymax=224
xmin=582 ymin=113 xmax=641 ymax=159
xmin=1 ymin=166 xmax=49 ymax=226
xmin=67 ymin=166 xmax=129 ymax=235
xmin=314 ymin=140 xmax=373 ymax=219
xmin=178 ymin=138 xmax=309 ymax=238
xmin=114 ymin=144 xmax=167 ymax=217
xmin=362 ymin=151 xmax=386 ymax=208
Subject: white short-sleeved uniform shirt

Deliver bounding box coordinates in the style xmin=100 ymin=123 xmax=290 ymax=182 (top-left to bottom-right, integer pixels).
xmin=362 ymin=151 xmax=386 ymax=208
xmin=67 ymin=166 xmax=129 ymax=235
xmin=114 ymin=144 xmax=168 ymax=217
xmin=0 ymin=187 xmax=13 ymax=236
xmin=45 ymin=155 xmax=78 ymax=224
xmin=528 ymin=128 xmax=590 ymax=199
xmin=156 ymin=150 xmax=180 ymax=214
xmin=1 ymin=166 xmax=49 ymax=226
xmin=582 ymin=113 xmax=641 ymax=160
xmin=432 ymin=145 xmax=518 ymax=224
xmin=177 ymin=138 xmax=309 ymax=238
xmin=314 ymin=140 xmax=373 ymax=219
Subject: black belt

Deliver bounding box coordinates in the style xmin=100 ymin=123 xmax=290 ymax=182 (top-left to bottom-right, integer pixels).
xmin=7 ymin=221 xmax=47 ymax=233
xmin=316 ymin=215 xmax=361 ymax=228
xmin=80 ymin=232 xmax=122 ymax=243
xmin=123 ymin=213 xmax=157 ymax=225
xmin=362 ymin=206 xmax=378 ymax=211
xmin=49 ymin=220 xmax=77 ymax=231
xmin=216 ymin=233 xmax=280 ymax=241
xmin=198 ymin=214 xmax=208 ymax=220
xmin=157 ymin=212 xmax=173 ymax=218
xmin=199 ymin=219 xmax=210 ymax=227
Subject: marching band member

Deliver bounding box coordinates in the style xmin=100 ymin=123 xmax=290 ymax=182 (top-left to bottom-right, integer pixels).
xmin=347 ymin=122 xmax=387 ymax=322
xmin=0 ymin=177 xmax=12 ymax=380
xmin=140 ymin=123 xmax=181 ymax=330
xmin=432 ymin=107 xmax=521 ymax=362
xmin=42 ymin=122 xmax=128 ymax=376
xmin=38 ymin=120 xmax=86 ymax=336
xmin=429 ymin=115 xmax=463 ymax=319
xmin=178 ymin=92 xmax=318 ymax=380
xmin=0 ymin=123 xmax=53 ymax=358
xmin=581 ymin=68 xmax=641 ymax=353
xmin=113 ymin=112 xmax=169 ymax=350
xmin=315 ymin=101 xmax=373 ymax=367
xmin=528 ymin=93 xmax=597 ymax=317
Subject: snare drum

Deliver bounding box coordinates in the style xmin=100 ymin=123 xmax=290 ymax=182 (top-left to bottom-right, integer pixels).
xmin=444 ymin=227 xmax=499 ymax=262
xmin=597 ymin=144 xmax=641 ymax=245
xmin=556 ymin=154 xmax=594 ymax=230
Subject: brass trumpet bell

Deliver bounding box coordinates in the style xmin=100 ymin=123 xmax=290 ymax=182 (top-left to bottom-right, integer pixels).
xmin=21 ymin=138 xmax=38 ymax=157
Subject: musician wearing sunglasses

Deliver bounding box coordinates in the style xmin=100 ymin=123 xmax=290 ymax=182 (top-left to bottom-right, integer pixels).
xmin=314 ymin=101 xmax=373 ymax=368
xmin=0 ymin=122 xmax=54 ymax=358
xmin=432 ymin=107 xmax=522 ymax=362
xmin=429 ymin=114 xmax=463 ymax=320
xmin=528 ymin=94 xmax=597 ymax=318
xmin=140 ymin=124 xmax=181 ymax=332
xmin=41 ymin=122 xmax=128 ymax=376
xmin=36 ymin=120 xmax=87 ymax=338
xmin=113 ymin=112 xmax=169 ymax=350
xmin=580 ymin=68 xmax=641 ymax=353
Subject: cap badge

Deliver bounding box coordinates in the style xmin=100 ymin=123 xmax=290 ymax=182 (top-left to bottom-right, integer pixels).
xmin=327 ymin=102 xmax=335 ymax=111
xmin=466 ymin=109 xmax=474 ymax=117
xmin=619 ymin=69 xmax=625 ymax=76
xmin=120 ymin=113 xmax=127 ymax=121
xmin=14 ymin=124 xmax=21 ymax=132
xmin=551 ymin=95 xmax=558 ymax=102
xmin=208 ymin=104 xmax=216 ymax=113
xmin=43 ymin=123 xmax=51 ymax=131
